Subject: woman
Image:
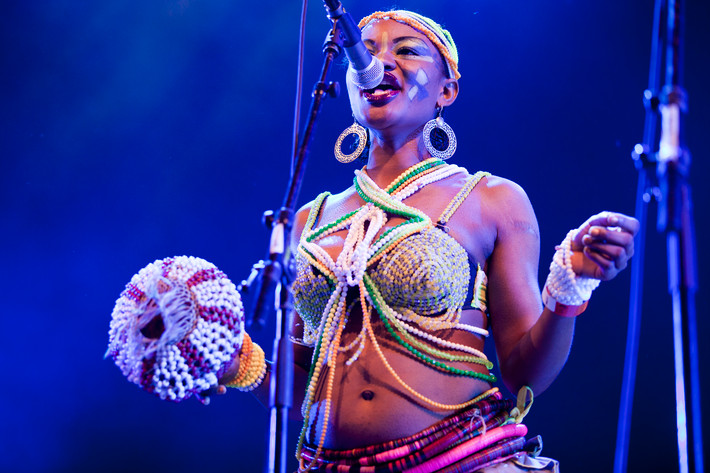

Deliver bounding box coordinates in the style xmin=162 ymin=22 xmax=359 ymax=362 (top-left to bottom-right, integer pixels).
xmin=222 ymin=9 xmax=638 ymax=472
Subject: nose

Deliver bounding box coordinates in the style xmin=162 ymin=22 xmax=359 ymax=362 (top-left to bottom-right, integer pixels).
xmin=374 ymin=48 xmax=396 ymax=71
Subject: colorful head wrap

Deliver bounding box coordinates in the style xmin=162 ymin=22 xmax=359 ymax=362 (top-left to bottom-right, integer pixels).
xmin=358 ymin=10 xmax=461 ymax=80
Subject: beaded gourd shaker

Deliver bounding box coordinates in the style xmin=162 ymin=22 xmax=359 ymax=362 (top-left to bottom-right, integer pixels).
xmin=106 ymin=256 xmax=244 ymax=403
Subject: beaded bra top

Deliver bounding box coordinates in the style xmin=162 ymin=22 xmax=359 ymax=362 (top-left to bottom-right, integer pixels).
xmin=293 ymin=176 xmax=489 ymax=346
xmin=292 ymin=159 xmax=497 ymax=470
xmin=293 ymin=165 xmax=489 ymax=345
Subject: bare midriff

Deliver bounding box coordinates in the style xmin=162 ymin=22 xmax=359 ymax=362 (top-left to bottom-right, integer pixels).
xmin=304 ymin=307 xmax=491 ymax=449
xmin=298 ymin=177 xmax=496 ymax=449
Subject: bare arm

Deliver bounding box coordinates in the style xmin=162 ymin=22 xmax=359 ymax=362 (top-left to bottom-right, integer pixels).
xmin=483 ymin=177 xmax=568 ymax=395
xmin=483 ymin=177 xmax=637 ymax=396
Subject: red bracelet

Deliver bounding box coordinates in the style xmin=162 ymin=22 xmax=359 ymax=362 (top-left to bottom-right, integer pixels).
xmin=542 ymin=286 xmax=589 ymax=317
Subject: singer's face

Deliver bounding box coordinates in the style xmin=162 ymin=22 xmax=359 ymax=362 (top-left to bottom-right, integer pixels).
xmin=346 ymin=20 xmax=457 ymax=135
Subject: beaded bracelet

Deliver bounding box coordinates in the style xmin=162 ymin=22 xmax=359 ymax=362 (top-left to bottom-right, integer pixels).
xmin=543 ymin=229 xmax=600 ymax=317
xmin=231 ymin=333 xmax=254 ymax=382
xmin=226 ymin=333 xmax=268 ymax=392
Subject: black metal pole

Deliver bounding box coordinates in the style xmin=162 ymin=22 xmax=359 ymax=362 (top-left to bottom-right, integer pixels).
xmin=266 ymin=278 xmax=293 ymax=473
xmin=614 ymin=145 xmax=652 ymax=473
xmin=615 ymin=0 xmax=703 ymax=471
xmin=656 ymin=0 xmax=703 ymax=471
xmin=613 ymin=0 xmax=664 ymax=469
xmin=255 ymin=22 xmax=344 ymax=473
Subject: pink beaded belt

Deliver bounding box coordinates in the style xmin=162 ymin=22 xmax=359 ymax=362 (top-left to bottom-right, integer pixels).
xmin=300 ymin=391 xmax=534 ymax=472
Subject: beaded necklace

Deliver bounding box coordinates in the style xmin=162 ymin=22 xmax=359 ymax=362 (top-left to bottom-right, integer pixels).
xmin=295 ymin=159 xmax=496 ymax=472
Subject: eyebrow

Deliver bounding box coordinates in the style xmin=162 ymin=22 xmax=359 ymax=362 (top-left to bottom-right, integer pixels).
xmin=393 ymin=36 xmax=429 ymax=46
xmin=364 ymin=36 xmax=432 ymax=51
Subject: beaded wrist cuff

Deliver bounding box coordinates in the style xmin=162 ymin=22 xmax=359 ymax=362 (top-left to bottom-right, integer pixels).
xmin=226 ymin=333 xmax=268 ymax=392
xmin=542 ymin=285 xmax=589 ymax=317
xmin=543 ymin=229 xmax=600 ymax=311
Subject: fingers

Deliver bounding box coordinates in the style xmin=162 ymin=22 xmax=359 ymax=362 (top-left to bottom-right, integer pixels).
xmin=582 ymin=237 xmax=626 ymax=261
xmin=584 ymin=244 xmax=626 ymax=274
xmin=580 ymin=212 xmax=640 ymax=236
xmin=582 ymin=226 xmax=635 ymax=256
xmin=196 ymin=384 xmax=228 ymax=405
xmin=574 ymin=212 xmax=638 ymax=247
xmin=571 ymin=211 xmax=639 ymax=280
xmin=582 ymin=248 xmax=618 ymax=279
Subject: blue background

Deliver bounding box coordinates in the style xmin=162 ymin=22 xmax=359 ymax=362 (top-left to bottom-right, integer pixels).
xmin=1 ymin=1 xmax=708 ymax=472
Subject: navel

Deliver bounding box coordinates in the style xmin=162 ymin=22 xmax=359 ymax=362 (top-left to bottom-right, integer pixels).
xmin=361 ymin=390 xmax=375 ymax=401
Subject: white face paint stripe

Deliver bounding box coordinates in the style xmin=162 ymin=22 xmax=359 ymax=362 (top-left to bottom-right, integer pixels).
xmin=415 ymin=69 xmax=429 ymax=85
xmin=408 ymin=86 xmax=419 ymax=101
xmin=407 ymin=56 xmax=435 ymax=63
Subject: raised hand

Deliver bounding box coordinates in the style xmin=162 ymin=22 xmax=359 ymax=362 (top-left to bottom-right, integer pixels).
xmin=571 ymin=211 xmax=640 ymax=281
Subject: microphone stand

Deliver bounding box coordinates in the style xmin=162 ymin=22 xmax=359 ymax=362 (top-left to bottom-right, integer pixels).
xmin=240 ymin=19 xmax=344 ymax=473
xmin=614 ymin=0 xmax=703 ymax=471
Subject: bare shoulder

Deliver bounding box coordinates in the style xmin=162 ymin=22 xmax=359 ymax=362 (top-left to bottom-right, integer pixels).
xmin=294 ymin=201 xmax=314 ymax=235
xmin=477 ymin=174 xmax=539 ymax=239
xmin=292 ymin=186 xmax=357 ymax=244
xmin=477 ymin=174 xmax=529 ymax=204
xmin=292 ymin=201 xmax=315 ymax=250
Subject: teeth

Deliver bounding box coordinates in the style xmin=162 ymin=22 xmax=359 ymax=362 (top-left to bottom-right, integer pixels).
xmin=372 ymin=89 xmax=387 ymax=95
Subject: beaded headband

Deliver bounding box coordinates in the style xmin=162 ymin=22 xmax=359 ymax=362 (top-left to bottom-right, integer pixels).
xmin=358 ymin=10 xmax=461 ymax=80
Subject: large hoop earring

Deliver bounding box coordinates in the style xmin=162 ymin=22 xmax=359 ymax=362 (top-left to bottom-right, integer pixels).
xmin=423 ymin=107 xmax=457 ymax=160
xmin=334 ymin=121 xmax=368 ymax=163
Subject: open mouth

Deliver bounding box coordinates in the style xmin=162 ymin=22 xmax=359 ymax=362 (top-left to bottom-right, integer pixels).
xmin=363 ymin=72 xmax=401 ymax=103
xmin=365 ymin=83 xmax=399 ymax=95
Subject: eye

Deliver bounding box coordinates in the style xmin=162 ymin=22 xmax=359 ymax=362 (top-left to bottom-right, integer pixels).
xmin=397 ymin=47 xmax=418 ymax=56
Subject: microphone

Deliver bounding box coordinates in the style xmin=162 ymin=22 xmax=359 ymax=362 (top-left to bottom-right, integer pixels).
xmin=323 ymin=0 xmax=384 ymax=90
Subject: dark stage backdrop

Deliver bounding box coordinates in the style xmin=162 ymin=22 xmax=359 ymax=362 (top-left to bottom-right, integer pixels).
xmin=1 ymin=1 xmax=708 ymax=472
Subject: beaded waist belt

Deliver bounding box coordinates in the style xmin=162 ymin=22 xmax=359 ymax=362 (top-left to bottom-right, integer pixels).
xmin=300 ymin=391 xmax=535 ymax=473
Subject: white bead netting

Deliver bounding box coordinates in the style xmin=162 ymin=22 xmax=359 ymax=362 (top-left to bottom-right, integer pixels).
xmin=106 ymin=256 xmax=244 ymax=402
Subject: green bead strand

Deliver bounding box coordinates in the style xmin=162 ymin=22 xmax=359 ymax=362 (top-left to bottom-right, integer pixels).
xmin=363 ymin=276 xmax=497 ymax=383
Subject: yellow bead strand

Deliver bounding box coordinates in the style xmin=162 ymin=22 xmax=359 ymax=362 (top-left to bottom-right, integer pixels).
xmin=362 ymin=283 xmax=496 ymax=411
